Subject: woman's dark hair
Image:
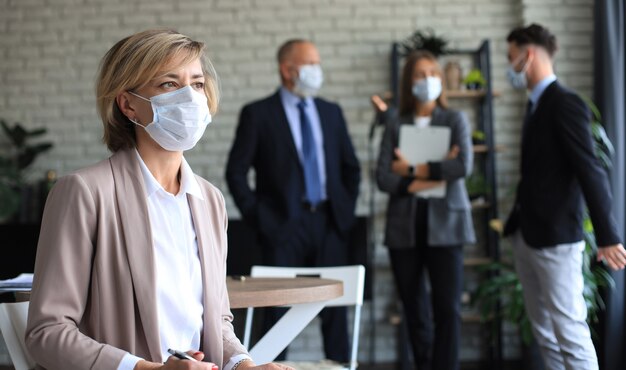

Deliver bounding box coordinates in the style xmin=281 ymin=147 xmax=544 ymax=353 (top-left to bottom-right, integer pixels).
xmin=399 ymin=50 xmax=447 ymax=117
xmin=506 ymin=23 xmax=558 ymax=57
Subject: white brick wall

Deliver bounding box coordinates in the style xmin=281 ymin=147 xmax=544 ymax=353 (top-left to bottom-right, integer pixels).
xmin=0 ymin=0 xmax=594 ymax=365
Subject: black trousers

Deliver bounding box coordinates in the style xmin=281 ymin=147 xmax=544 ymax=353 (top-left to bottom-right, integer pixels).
xmin=388 ymin=199 xmax=463 ymax=370
xmin=259 ymin=203 xmax=350 ymax=362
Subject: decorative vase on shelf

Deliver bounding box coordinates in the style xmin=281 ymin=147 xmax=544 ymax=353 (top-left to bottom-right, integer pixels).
xmin=444 ymin=61 xmax=462 ymax=90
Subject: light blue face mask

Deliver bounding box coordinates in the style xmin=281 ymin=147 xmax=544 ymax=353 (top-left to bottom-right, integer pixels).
xmin=506 ymin=53 xmax=530 ymax=90
xmin=128 ymin=86 xmax=212 ymax=152
xmin=412 ymin=76 xmax=442 ymax=102
xmin=294 ymin=64 xmax=324 ymax=97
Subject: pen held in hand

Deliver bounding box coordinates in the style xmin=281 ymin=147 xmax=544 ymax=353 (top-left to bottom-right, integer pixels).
xmin=167 ymin=349 xmax=220 ymax=369
xmin=167 ymin=348 xmax=197 ymax=361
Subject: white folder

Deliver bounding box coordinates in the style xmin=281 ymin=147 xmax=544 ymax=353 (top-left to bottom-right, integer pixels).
xmin=398 ymin=125 xmax=451 ymax=198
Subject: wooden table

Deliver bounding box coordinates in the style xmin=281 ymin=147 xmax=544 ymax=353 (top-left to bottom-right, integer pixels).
xmin=15 ymin=277 xmax=343 ymax=306
xmin=13 ymin=277 xmax=344 ymax=364
xmin=227 ymin=276 xmax=343 ymax=308
xmin=226 ymin=276 xmax=343 ymax=364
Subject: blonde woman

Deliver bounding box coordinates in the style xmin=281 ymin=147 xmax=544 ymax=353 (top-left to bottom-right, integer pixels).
xmin=374 ymin=50 xmax=475 ymax=370
xmin=25 ymin=29 xmax=292 ymax=370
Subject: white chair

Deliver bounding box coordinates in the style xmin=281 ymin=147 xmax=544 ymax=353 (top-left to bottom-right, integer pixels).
xmin=243 ymin=265 xmax=365 ymax=370
xmin=0 ymin=301 xmax=35 ymax=370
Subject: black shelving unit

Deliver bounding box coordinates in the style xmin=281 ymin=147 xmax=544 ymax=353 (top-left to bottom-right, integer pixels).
xmin=389 ymin=39 xmax=502 ymax=369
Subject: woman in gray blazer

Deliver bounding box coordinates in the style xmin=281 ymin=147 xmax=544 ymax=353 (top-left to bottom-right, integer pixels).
xmin=25 ymin=29 xmax=291 ymax=370
xmin=375 ymin=51 xmax=475 ymax=370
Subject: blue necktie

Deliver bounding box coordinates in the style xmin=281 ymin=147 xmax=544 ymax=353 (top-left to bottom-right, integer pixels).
xmin=297 ymin=99 xmax=322 ymax=205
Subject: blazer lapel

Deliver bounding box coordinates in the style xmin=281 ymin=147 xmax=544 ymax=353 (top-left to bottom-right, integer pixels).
xmin=110 ymin=149 xmax=161 ymax=361
xmin=270 ymin=91 xmax=300 ymax=162
xmin=522 ymin=81 xmax=558 ymax=154
xmin=530 ymin=80 xmax=558 ymax=121
xmin=430 ymin=107 xmax=445 ymax=127
xmin=187 ymin=190 xmax=225 ymax=366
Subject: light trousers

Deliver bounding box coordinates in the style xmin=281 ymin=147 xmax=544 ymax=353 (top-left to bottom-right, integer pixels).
xmin=513 ymin=232 xmax=598 ymax=370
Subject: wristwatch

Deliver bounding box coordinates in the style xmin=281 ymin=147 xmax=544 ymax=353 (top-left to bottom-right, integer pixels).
xmin=407 ymin=165 xmax=415 ymax=177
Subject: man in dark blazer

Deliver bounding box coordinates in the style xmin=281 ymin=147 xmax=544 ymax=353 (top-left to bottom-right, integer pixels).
xmin=225 ymin=39 xmax=361 ymax=362
xmin=503 ymin=24 xmax=626 ymax=370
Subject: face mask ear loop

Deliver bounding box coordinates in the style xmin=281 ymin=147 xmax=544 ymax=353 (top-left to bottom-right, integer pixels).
xmin=521 ymin=53 xmax=532 ymax=74
xmin=515 ymin=49 xmax=532 ymax=75
xmin=128 ymin=90 xmax=151 ymax=102
xmin=129 ymin=117 xmax=145 ymax=128
xmin=126 ymin=91 xmax=151 ymax=127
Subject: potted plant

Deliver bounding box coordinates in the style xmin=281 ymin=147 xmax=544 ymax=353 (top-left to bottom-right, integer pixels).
xmin=472 ymin=130 xmax=486 ymax=145
xmin=399 ymin=28 xmax=449 ymax=57
xmin=465 ymin=171 xmax=489 ymax=202
xmin=0 ymin=119 xmax=54 ymax=222
xmin=463 ymin=68 xmax=487 ymax=90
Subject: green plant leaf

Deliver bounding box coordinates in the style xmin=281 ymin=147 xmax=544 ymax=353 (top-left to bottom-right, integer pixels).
xmin=0 ymin=118 xmax=55 ymax=220
xmin=0 ymin=181 xmax=20 ymax=220
xmin=26 ymin=128 xmax=48 ymax=137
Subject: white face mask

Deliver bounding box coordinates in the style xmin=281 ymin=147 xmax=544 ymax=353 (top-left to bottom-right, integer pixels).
xmin=294 ymin=64 xmax=324 ymax=97
xmin=506 ymin=52 xmax=530 ymax=90
xmin=412 ymin=76 xmax=442 ymax=102
xmin=129 ymin=85 xmax=212 ymax=152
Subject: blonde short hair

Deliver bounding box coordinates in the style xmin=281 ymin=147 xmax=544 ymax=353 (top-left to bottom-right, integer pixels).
xmin=96 ymin=29 xmax=219 ymax=152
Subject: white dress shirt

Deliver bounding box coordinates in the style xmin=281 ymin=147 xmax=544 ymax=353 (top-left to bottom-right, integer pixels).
xmin=529 ymin=74 xmax=557 ymax=113
xmin=118 ymin=151 xmax=249 ymax=370
xmin=414 ymin=116 xmax=432 ymax=128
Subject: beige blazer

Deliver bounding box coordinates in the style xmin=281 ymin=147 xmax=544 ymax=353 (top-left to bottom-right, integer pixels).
xmin=25 ymin=149 xmax=248 ymax=370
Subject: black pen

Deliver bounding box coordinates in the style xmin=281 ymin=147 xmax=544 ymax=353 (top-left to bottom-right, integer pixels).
xmin=167 ymin=348 xmax=197 ymax=362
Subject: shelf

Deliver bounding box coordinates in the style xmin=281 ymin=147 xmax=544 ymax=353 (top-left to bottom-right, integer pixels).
xmin=464 ymin=257 xmax=494 ymax=267
xmin=462 ymin=312 xmax=485 ymax=323
xmin=473 ymin=144 xmax=505 ymax=153
xmin=390 ymin=311 xmax=490 ymax=325
xmin=447 ymin=90 xmax=502 ymax=98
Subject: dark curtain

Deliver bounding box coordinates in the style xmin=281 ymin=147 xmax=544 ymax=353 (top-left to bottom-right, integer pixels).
xmin=593 ymin=1 xmax=626 ymax=370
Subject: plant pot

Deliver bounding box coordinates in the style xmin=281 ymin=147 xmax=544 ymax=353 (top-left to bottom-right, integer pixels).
xmin=465 ymin=82 xmax=483 ymax=90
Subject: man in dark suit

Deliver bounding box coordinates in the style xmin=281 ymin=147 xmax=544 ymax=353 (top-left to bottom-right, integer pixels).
xmin=503 ymin=24 xmax=626 ymax=370
xmin=225 ymin=39 xmax=361 ymax=362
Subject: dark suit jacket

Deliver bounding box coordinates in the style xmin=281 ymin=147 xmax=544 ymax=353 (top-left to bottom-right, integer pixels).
xmin=226 ymin=90 xmax=361 ymax=240
xmin=504 ymin=81 xmax=620 ymax=248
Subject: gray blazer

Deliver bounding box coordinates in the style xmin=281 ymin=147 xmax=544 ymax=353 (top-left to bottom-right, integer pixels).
xmin=377 ymin=106 xmax=476 ymax=248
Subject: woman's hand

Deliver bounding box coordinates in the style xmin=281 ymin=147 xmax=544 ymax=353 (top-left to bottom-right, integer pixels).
xmin=392 ymin=149 xmax=429 ymax=179
xmin=447 ymin=145 xmax=460 ymax=159
xmin=392 ymin=145 xmax=459 ymax=180
xmin=370 ymin=94 xmax=388 ymax=113
xmin=407 ymin=179 xmax=445 ymax=194
xmin=134 ymin=351 xmax=216 ymax=370
xmin=391 ymin=149 xmax=411 ymax=176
